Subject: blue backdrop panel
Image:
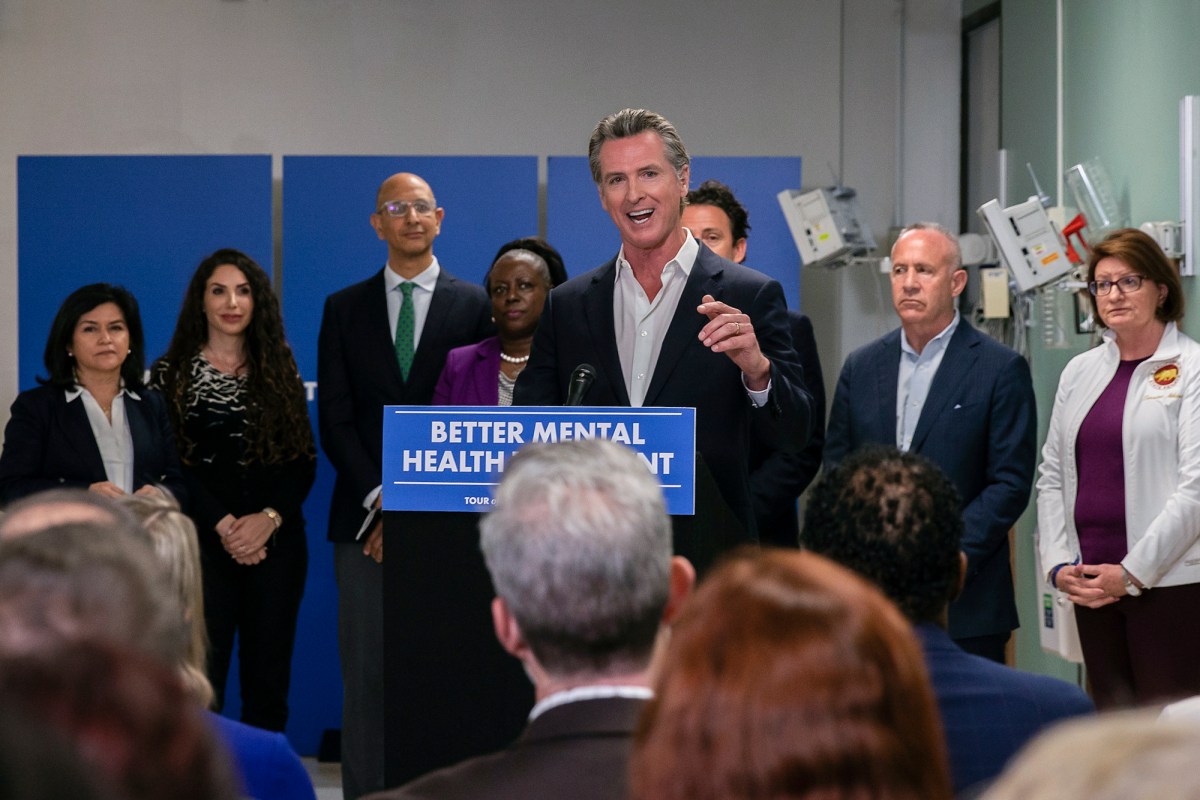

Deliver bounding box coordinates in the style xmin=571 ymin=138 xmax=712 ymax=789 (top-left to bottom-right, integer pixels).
xmin=16 ymin=155 xmax=273 ymax=388
xmin=280 ymin=155 xmax=539 ymax=755
xmin=546 ymin=156 xmax=804 ymax=310
xmin=14 ymin=155 xmax=333 ymax=744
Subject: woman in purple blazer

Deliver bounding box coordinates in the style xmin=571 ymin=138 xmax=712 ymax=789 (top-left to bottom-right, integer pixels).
xmin=434 ymin=237 xmax=567 ymax=406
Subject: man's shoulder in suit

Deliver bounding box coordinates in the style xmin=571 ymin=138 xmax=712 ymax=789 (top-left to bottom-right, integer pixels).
xmin=325 ymin=268 xmax=383 ymax=307
xmin=366 ymin=697 xmax=643 ymax=800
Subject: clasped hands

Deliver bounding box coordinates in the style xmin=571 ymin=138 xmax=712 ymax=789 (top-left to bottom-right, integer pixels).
xmin=1055 ymin=563 xmax=1141 ymax=608
xmin=88 ymin=482 xmax=164 ymax=499
xmin=696 ymin=295 xmax=771 ymax=391
xmin=218 ymin=512 xmax=276 ymax=565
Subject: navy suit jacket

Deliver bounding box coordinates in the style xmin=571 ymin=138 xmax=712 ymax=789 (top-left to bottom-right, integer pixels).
xmin=0 ymin=383 xmax=187 ymax=506
xmin=749 ymin=311 xmax=825 ymax=546
xmin=317 ymin=267 xmax=492 ymax=542
xmin=916 ymin=624 xmax=1093 ymax=796
xmin=369 ymin=697 xmax=645 ymax=800
xmin=824 ymin=320 xmax=1036 ymax=638
xmin=514 ymin=245 xmax=813 ymax=568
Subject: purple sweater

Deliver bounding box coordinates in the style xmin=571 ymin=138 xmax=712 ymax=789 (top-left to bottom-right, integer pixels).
xmin=1074 ymin=358 xmax=1144 ymax=564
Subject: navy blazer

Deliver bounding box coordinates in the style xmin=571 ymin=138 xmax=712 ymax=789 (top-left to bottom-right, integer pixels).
xmin=916 ymin=624 xmax=1093 ymax=795
xmin=0 ymin=383 xmax=187 ymax=506
xmin=514 ymin=245 xmax=814 ymax=556
xmin=317 ymin=267 xmax=492 ymax=543
xmin=824 ymin=320 xmax=1036 ymax=638
xmin=371 ymin=697 xmax=645 ymax=800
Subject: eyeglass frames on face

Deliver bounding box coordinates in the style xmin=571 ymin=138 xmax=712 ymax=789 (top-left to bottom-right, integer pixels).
xmin=1088 ymin=274 xmax=1146 ymax=296
xmin=377 ymin=199 xmax=436 ymax=218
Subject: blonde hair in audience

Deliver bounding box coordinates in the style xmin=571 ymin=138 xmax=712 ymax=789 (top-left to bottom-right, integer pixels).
xmin=120 ymin=494 xmax=213 ymax=708
xmin=981 ymin=710 xmax=1200 ymax=800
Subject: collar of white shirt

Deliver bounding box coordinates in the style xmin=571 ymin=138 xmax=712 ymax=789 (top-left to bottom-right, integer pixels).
xmin=384 ymin=257 xmax=440 ymax=294
xmin=613 ymin=230 xmax=700 ymax=283
xmin=527 ymin=684 xmax=653 ymax=722
xmin=65 ymin=384 xmax=139 ymax=403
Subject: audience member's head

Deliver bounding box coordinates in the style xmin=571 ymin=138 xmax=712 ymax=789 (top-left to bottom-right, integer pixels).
xmin=0 ymin=703 xmax=114 ymax=800
xmin=802 ymin=446 xmax=964 ymax=625
xmin=0 ymin=514 xmax=185 ymax=662
xmin=119 ymin=493 xmax=212 ymax=706
xmin=0 ymin=640 xmax=239 ymax=800
xmin=980 ymin=711 xmax=1200 ymax=800
xmin=0 ymin=487 xmax=143 ymax=541
xmin=479 ymin=439 xmax=693 ymax=692
xmin=630 ymin=548 xmax=951 ymax=800
xmin=683 ymin=179 xmax=750 ymax=263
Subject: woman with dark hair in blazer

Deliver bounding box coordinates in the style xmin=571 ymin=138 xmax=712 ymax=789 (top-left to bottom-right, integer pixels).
xmin=150 ymin=248 xmax=315 ymax=733
xmin=0 ymin=283 xmax=185 ymax=505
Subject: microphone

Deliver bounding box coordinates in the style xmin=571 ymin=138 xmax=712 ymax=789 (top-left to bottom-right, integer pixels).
xmin=565 ymin=364 xmax=596 ymax=406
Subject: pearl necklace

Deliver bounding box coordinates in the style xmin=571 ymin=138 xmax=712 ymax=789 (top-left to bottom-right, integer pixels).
xmin=499 ymin=351 xmax=530 ymax=364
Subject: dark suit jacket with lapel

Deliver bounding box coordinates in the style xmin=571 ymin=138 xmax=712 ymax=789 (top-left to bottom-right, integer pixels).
xmin=0 ymin=383 xmax=187 ymax=506
xmin=317 ymin=267 xmax=492 ymax=542
xmin=514 ymin=245 xmax=814 ymax=559
xmin=748 ymin=310 xmax=826 ymax=546
xmin=368 ymin=696 xmax=645 ymax=800
xmin=824 ymin=320 xmax=1037 ymax=639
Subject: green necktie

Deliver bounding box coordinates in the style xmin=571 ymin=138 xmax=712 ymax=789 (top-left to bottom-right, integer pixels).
xmin=395 ymin=282 xmax=415 ymax=379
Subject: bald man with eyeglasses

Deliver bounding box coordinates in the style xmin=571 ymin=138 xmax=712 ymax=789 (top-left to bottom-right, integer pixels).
xmin=317 ymin=172 xmax=493 ymax=799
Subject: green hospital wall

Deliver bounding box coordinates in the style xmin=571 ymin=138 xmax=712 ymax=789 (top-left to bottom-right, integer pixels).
xmin=1003 ymin=0 xmax=1200 ymax=681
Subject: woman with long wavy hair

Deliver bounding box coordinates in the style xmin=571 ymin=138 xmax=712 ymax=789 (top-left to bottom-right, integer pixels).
xmin=151 ymin=248 xmax=315 ymax=733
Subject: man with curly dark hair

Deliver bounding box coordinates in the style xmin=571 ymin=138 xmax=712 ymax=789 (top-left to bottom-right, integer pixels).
xmin=802 ymin=446 xmax=1093 ymax=797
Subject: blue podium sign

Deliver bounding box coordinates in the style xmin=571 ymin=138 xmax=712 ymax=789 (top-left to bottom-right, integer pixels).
xmin=382 ymin=406 xmax=696 ymax=514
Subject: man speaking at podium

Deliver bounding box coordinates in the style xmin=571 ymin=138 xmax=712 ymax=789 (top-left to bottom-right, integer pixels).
xmin=515 ymin=109 xmax=813 ymax=571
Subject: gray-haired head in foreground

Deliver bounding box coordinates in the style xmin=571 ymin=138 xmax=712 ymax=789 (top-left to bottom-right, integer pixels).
xmin=480 ymin=438 xmax=672 ymax=679
xmin=0 ymin=488 xmax=144 ymax=542
xmin=0 ymin=508 xmax=185 ymax=664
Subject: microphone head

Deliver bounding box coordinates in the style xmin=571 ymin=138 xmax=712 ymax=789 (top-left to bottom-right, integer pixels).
xmin=573 ymin=363 xmax=597 ymax=381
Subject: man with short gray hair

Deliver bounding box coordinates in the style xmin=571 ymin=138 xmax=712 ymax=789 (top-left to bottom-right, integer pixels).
xmin=824 ymin=222 xmax=1037 ymax=663
xmin=368 ymin=438 xmax=694 ymax=800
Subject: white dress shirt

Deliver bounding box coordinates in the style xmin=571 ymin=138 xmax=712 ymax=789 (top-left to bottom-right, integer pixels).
xmin=384 ymin=257 xmax=441 ymax=353
xmin=65 ymin=385 xmax=137 ymax=492
xmin=614 ymin=232 xmax=768 ymax=407
xmin=527 ymin=685 xmax=653 ymax=722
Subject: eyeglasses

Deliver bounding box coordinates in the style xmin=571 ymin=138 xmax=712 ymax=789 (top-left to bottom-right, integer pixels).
xmin=1088 ymin=274 xmax=1146 ymax=296
xmin=377 ymin=199 xmax=436 ymax=218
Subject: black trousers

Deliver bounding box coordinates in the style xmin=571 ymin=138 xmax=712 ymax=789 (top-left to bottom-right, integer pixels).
xmin=201 ymin=522 xmax=308 ymax=731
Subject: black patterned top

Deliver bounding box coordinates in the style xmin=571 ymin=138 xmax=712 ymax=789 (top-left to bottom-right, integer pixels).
xmin=149 ymin=354 xmax=315 ymax=541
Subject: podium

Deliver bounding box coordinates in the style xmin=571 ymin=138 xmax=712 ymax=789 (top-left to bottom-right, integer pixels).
xmin=381 ymin=406 xmax=697 ymax=785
